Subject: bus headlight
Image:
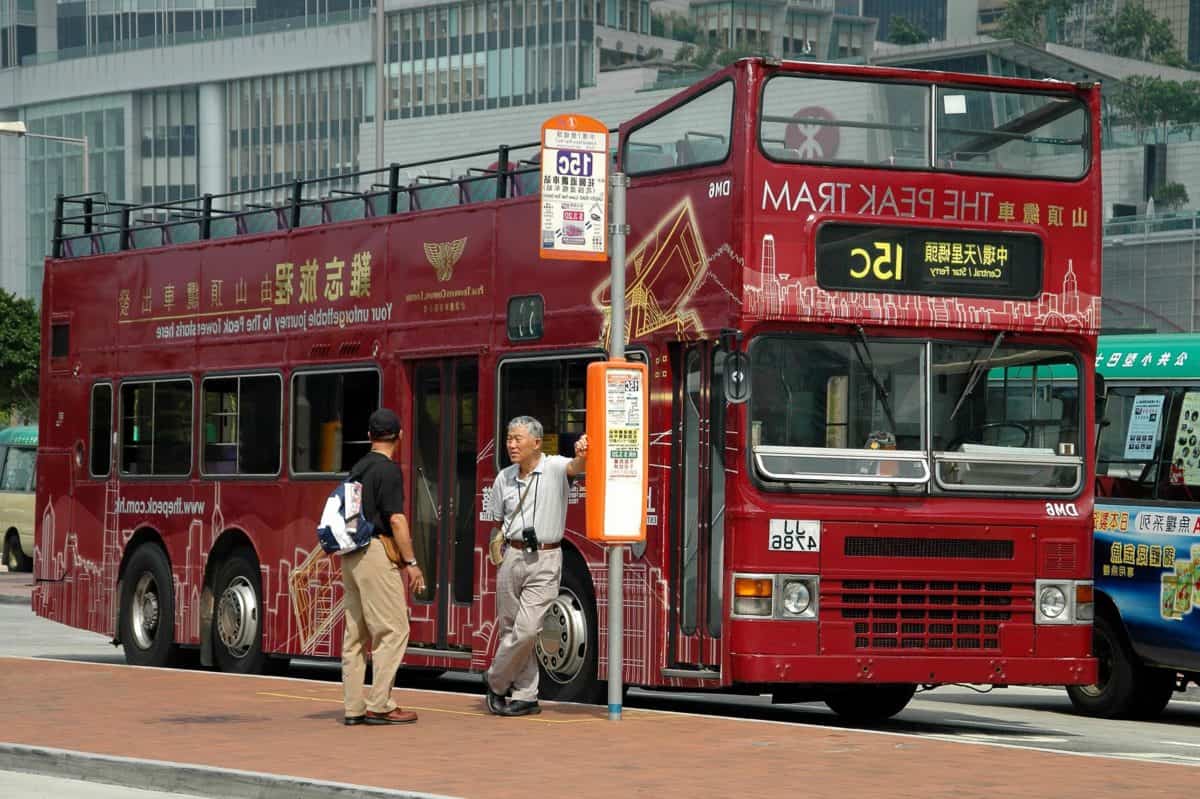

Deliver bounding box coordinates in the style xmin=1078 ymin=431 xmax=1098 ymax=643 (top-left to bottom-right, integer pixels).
xmin=1036 ymin=579 xmax=1071 ymax=624
xmin=778 ymin=576 xmax=818 ymax=619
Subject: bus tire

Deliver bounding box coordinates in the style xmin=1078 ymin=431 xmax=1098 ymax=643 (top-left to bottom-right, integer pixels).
xmin=3 ymin=532 xmax=32 ymax=572
xmin=824 ymin=684 xmax=916 ymax=722
xmin=212 ymin=548 xmax=268 ymax=674
xmin=537 ymin=560 xmax=602 ymax=704
xmin=1131 ymin=667 xmax=1176 ymax=720
xmin=1066 ymin=614 xmax=1139 ymax=718
xmin=118 ymin=543 xmax=178 ymax=667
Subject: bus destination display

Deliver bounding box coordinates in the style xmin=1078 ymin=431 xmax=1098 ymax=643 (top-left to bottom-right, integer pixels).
xmin=815 ymin=223 xmax=1043 ymax=299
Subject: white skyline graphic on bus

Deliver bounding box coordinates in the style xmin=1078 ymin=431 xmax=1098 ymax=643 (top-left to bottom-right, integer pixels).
xmin=746 ymin=233 xmax=1100 ymax=331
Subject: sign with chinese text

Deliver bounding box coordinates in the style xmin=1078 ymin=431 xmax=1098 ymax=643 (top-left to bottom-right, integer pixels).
xmin=539 ymin=113 xmax=608 ymax=262
xmin=1123 ymin=394 xmax=1164 ymax=460
xmin=815 ymin=223 xmax=1043 ymax=299
xmin=585 ymin=360 xmax=648 ymax=542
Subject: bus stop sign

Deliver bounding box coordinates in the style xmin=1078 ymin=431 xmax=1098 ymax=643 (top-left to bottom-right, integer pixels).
xmin=539 ymin=113 xmax=608 ymax=262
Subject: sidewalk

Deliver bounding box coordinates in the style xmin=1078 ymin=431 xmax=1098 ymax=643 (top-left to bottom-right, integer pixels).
xmin=0 ymin=657 xmax=1189 ymax=799
xmin=0 ymin=570 xmax=32 ymax=604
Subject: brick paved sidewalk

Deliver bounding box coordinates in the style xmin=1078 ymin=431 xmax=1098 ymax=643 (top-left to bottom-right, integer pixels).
xmin=0 ymin=657 xmax=1186 ymax=799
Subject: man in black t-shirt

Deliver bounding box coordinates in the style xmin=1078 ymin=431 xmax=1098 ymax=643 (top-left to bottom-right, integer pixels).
xmin=340 ymin=408 xmax=425 ymax=726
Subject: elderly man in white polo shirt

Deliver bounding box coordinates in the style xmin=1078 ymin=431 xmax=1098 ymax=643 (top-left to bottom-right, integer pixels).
xmin=483 ymin=415 xmax=588 ymax=717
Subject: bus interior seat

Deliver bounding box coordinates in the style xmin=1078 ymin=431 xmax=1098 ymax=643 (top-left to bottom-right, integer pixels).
xmin=166 ymin=221 xmax=200 ymax=244
xmin=625 ymin=144 xmax=675 ymax=173
xmin=130 ymin=225 xmax=164 ymax=249
xmin=97 ymin=231 xmax=122 ymax=254
xmin=297 ymin=202 xmax=326 ymax=227
xmin=677 ymin=133 xmax=727 ymax=165
xmin=411 ymin=181 xmax=461 ymax=210
xmin=242 ymin=208 xmax=282 ymax=235
xmin=512 ymin=168 xmax=541 ymax=196
xmin=461 ymin=174 xmax=499 ymax=204
xmin=208 ymin=215 xmax=240 ymax=239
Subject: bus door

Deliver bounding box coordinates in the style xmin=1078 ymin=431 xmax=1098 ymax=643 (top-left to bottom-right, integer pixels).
xmin=668 ymin=341 xmax=727 ymax=677
xmin=406 ymin=357 xmax=478 ymax=656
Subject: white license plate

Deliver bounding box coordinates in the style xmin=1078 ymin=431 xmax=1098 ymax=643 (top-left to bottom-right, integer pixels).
xmin=768 ymin=519 xmax=820 ymax=552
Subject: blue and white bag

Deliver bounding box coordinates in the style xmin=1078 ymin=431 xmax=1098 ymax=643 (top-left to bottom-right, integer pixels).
xmin=316 ymin=480 xmax=376 ymax=555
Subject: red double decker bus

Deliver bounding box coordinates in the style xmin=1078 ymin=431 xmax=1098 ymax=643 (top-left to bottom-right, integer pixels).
xmin=35 ymin=58 xmax=1100 ymax=720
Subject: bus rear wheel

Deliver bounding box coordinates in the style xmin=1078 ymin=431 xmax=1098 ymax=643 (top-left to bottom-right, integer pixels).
xmin=212 ymin=548 xmax=268 ymax=674
xmin=3 ymin=532 xmax=32 ymax=572
xmin=118 ymin=543 xmax=178 ymax=667
xmin=824 ymin=684 xmax=916 ymax=723
xmin=536 ymin=560 xmax=602 ymax=704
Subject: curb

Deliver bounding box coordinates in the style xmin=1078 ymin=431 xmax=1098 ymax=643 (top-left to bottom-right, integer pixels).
xmin=0 ymin=743 xmax=463 ymax=799
xmin=0 ymin=594 xmax=30 ymax=606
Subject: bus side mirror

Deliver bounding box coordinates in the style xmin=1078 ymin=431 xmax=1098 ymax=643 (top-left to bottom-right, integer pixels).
xmin=725 ymin=350 xmax=750 ymax=404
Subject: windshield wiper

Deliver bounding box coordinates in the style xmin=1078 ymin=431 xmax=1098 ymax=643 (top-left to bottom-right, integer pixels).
xmin=851 ymin=326 xmax=897 ymax=432
xmin=949 ymin=331 xmax=1007 ymax=421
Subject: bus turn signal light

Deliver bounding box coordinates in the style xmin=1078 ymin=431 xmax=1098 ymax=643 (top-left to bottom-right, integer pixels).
xmin=734 ymin=578 xmax=772 ymax=597
xmin=732 ymin=576 xmax=773 ymax=617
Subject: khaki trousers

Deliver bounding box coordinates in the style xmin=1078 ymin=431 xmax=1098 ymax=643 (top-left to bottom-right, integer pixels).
xmin=486 ymin=548 xmax=561 ymax=702
xmin=341 ymin=537 xmax=411 ymax=716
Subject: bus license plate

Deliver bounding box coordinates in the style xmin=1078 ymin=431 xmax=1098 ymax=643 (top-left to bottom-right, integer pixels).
xmin=768 ymin=519 xmax=820 ymax=552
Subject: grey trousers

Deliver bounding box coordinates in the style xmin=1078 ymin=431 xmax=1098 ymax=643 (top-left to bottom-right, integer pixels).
xmin=486 ymin=547 xmax=562 ymax=702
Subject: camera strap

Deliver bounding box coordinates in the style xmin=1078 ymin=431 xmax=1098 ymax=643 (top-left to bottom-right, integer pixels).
xmin=501 ymin=473 xmax=535 ymax=540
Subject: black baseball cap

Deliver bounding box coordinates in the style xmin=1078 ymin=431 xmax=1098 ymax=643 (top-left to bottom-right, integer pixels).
xmin=368 ymin=408 xmax=401 ymax=439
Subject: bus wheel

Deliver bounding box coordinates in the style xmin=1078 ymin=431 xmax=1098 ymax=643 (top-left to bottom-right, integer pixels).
xmin=3 ymin=532 xmax=32 ymax=572
xmin=1066 ymin=614 xmax=1138 ymax=718
xmin=536 ymin=561 xmax=601 ymax=704
xmin=1131 ymin=667 xmax=1176 ymax=720
xmin=212 ymin=548 xmax=267 ymax=674
xmin=824 ymin=684 xmax=916 ymax=722
xmin=118 ymin=544 xmax=178 ymax=667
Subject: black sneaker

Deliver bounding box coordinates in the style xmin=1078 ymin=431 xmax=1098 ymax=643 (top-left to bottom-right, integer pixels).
xmin=344 ymin=715 xmax=366 ymax=726
xmin=483 ymin=672 xmax=507 ymax=715
xmin=498 ymin=700 xmax=541 ymax=717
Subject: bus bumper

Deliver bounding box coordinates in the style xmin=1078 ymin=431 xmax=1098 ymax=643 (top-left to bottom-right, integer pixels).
xmin=730 ymin=653 xmax=1096 ymax=686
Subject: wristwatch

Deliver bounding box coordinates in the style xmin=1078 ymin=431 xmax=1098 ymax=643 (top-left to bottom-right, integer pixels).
xmin=403 ymin=558 xmax=419 ymax=567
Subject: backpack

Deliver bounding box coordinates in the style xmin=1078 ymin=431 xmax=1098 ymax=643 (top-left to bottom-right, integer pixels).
xmin=316 ymin=479 xmax=377 ymax=555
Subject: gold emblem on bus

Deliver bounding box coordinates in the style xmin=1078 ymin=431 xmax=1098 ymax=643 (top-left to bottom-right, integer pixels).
xmin=423 ymin=237 xmax=467 ymax=282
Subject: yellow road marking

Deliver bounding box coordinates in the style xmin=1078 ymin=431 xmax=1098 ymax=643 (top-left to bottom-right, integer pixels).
xmin=254 ymin=691 xmax=624 ymax=724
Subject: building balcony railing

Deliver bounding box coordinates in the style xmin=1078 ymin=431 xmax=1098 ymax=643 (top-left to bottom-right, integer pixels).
xmin=20 ymin=9 xmax=370 ymax=67
xmin=1105 ymin=212 xmax=1200 ymax=240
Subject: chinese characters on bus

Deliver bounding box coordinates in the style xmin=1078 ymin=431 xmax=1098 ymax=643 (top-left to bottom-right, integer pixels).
xmin=116 ymin=250 xmax=404 ymax=341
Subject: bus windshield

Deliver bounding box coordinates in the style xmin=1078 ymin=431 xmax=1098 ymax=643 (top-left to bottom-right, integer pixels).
xmin=749 ymin=335 xmax=1083 ymax=492
xmin=759 ymin=74 xmax=1088 ymax=179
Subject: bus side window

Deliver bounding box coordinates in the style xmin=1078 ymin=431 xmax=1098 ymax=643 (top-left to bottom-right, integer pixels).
xmin=1161 ymin=389 xmax=1200 ymax=503
xmin=1096 ymin=387 xmax=1166 ymax=500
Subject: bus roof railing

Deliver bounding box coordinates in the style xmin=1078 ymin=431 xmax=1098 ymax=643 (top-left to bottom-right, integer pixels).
xmin=49 ymin=136 xmax=579 ymax=259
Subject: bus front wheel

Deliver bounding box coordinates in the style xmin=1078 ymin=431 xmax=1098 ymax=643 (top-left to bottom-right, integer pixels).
xmin=1067 ymin=614 xmax=1144 ymax=718
xmin=212 ymin=548 xmax=268 ymax=674
xmin=824 ymin=684 xmax=916 ymax=722
xmin=118 ymin=543 xmax=179 ymax=667
xmin=536 ymin=559 xmax=602 ymax=704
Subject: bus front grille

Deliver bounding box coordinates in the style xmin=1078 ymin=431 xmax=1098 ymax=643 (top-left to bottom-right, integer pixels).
xmin=826 ymin=579 xmax=1033 ymax=652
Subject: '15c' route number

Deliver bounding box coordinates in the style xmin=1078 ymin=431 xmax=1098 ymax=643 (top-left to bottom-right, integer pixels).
xmin=556 ymin=149 xmax=595 ymax=178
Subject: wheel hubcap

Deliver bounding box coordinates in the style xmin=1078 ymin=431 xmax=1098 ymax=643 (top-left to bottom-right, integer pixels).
xmin=536 ymin=586 xmax=588 ymax=684
xmin=216 ymin=576 xmax=258 ymax=658
xmin=130 ymin=572 xmax=160 ymax=650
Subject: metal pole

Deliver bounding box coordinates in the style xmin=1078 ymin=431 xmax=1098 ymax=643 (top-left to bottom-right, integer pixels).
xmin=375 ymin=0 xmax=386 ymax=171
xmin=81 ymin=135 xmax=89 ymax=194
xmin=607 ymin=171 xmax=628 ymax=721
